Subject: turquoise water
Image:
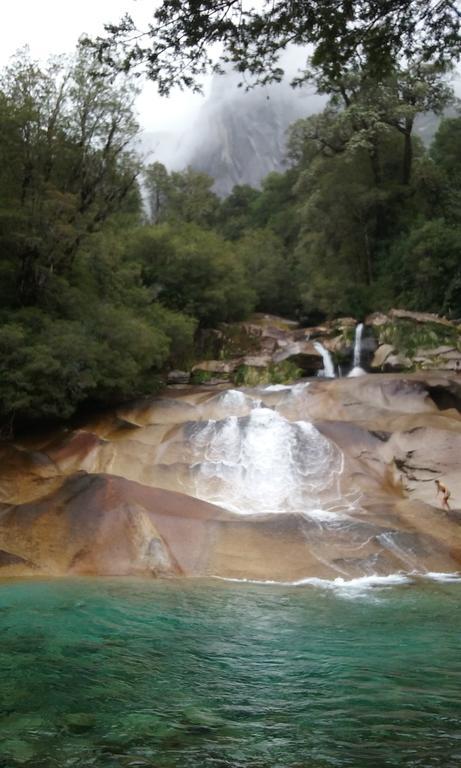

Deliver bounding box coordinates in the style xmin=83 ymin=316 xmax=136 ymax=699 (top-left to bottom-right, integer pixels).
xmin=0 ymin=578 xmax=460 ymax=767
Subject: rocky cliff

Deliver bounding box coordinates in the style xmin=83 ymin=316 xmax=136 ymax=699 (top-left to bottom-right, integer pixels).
xmin=183 ymin=75 xmax=324 ymax=196
xmin=142 ymin=72 xmax=325 ymax=197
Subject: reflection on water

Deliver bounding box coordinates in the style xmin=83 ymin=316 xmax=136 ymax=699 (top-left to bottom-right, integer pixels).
xmin=0 ymin=578 xmax=461 ymax=767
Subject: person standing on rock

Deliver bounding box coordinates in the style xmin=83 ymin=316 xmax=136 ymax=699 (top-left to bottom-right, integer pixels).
xmin=435 ymin=479 xmax=451 ymax=510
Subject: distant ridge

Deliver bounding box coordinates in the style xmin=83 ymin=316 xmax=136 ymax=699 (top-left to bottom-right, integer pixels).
xmin=184 ymin=75 xmax=325 ymax=196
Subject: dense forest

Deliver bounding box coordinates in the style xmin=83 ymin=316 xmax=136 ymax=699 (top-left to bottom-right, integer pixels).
xmin=0 ymin=36 xmax=460 ymax=428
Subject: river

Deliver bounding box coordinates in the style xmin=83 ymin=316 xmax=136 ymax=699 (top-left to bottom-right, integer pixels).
xmin=1 ymin=577 xmax=460 ymax=767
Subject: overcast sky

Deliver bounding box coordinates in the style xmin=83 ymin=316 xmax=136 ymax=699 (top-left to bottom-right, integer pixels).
xmin=1 ymin=0 xmax=208 ymax=132
xmin=3 ymin=1 xmax=459 ymax=138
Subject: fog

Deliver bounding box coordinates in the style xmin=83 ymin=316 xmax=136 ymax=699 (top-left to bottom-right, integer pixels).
xmin=0 ymin=0 xmax=209 ymax=133
xmin=2 ymin=1 xmax=459 ymax=192
xmin=1 ymin=0 xmax=321 ymax=190
xmin=0 ymin=1 xmax=320 ymax=133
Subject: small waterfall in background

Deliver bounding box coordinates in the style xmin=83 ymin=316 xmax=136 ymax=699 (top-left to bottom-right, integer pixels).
xmin=348 ymin=322 xmax=366 ymax=377
xmin=313 ymin=342 xmax=335 ymax=378
xmin=353 ymin=323 xmax=364 ymax=367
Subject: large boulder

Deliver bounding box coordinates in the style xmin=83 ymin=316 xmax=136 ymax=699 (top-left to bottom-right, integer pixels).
xmin=240 ymin=354 xmax=273 ymax=368
xmin=167 ymin=370 xmax=191 ymax=385
xmin=417 ymin=345 xmax=457 ymax=357
xmin=0 ymin=473 xmax=232 ymax=578
xmin=272 ymin=340 xmax=324 ymax=374
xmin=383 ymin=353 xmax=413 ymax=371
xmin=413 ymin=347 xmax=461 ymax=372
xmin=2 ymin=466 xmax=458 ymax=582
xmin=191 ymin=360 xmax=238 ymax=375
xmin=371 ymin=344 xmax=395 ymax=369
xmin=365 ymin=312 xmax=390 ymax=327
xmin=389 ymin=308 xmax=454 ymax=327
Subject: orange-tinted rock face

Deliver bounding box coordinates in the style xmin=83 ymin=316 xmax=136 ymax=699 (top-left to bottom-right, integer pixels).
xmin=1 ymin=372 xmax=461 ymax=580
xmin=0 ymin=473 xmax=232 ymax=577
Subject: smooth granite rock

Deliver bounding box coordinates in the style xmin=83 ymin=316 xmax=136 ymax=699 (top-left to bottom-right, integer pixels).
xmin=1 ymin=373 xmax=461 ymax=580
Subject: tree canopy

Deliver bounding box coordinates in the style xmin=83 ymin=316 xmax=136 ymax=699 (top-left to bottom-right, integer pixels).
xmin=1 ymin=12 xmax=461 ymax=431
xmin=91 ymin=1 xmax=461 ymax=94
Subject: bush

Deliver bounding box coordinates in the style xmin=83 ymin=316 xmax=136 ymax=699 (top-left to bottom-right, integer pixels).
xmin=130 ymin=223 xmax=256 ymax=326
xmin=0 ymin=301 xmax=195 ymax=425
xmin=233 ymin=361 xmax=302 ymax=387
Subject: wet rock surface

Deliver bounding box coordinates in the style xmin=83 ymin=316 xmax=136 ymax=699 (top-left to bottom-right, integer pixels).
xmin=0 ymin=371 xmax=461 ymax=580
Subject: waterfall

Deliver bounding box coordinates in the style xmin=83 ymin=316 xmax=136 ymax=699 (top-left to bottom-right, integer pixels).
xmin=353 ymin=323 xmax=364 ymax=367
xmin=348 ymin=323 xmax=366 ymax=377
xmin=313 ymin=342 xmax=335 ymax=378
xmin=189 ymin=404 xmax=343 ymax=518
xmin=147 ymin=381 xmax=440 ymax=579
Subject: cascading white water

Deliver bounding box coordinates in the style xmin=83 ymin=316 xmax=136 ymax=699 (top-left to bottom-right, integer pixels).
xmin=189 ymin=393 xmax=344 ymax=518
xmin=353 ymin=323 xmax=364 ymax=367
xmin=313 ymin=342 xmax=335 ymax=378
xmin=348 ymin=323 xmax=366 ymax=377
xmin=148 ymin=381 xmax=461 ymax=582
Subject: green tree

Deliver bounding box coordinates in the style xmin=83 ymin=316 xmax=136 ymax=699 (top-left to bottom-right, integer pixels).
xmin=131 ymin=223 xmax=255 ymax=326
xmin=430 ymin=116 xmax=461 ymax=183
xmin=217 ymin=184 xmax=261 ymax=240
xmin=0 ymin=50 xmax=199 ymax=430
xmin=144 ymin=164 xmax=219 ymax=227
xmin=236 ymin=228 xmax=297 ymax=316
xmin=389 ymin=219 xmax=461 ymax=315
xmin=250 ymin=170 xmax=300 ymax=246
xmin=289 ymin=124 xmax=414 ymax=317
xmin=384 ymin=115 xmax=461 ymax=316
xmin=91 ymin=2 xmax=460 ymax=94
xmin=144 ymin=161 xmax=171 ymax=223
xmin=289 ymin=64 xmax=453 ymax=188
xmin=0 ymin=48 xmax=141 ymax=306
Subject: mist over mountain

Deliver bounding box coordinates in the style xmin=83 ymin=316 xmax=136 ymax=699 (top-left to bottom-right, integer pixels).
xmin=141 ymin=71 xmax=326 ymax=196
xmin=414 ymin=103 xmax=459 ymax=145
xmin=141 ymin=70 xmax=460 ymax=198
xmin=182 ymin=75 xmax=325 ymax=197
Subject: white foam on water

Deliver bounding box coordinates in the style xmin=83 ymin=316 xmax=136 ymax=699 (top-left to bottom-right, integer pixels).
xmin=212 ymin=576 xmax=285 ymax=584
xmin=190 ymin=407 xmax=343 ymax=516
xmin=347 ymin=323 xmax=367 ymax=376
xmin=213 ymin=572 xmax=461 ymax=592
xmin=260 ymin=382 xmax=310 ymax=395
xmin=216 ymin=389 xmax=261 ymax=413
xmin=211 ymin=574 xmax=412 ymax=594
xmin=422 ymin=572 xmax=461 ymax=583
xmin=219 ymin=389 xmax=248 ymax=405
xmin=303 ymin=574 xmax=412 ymax=589
xmin=348 ymin=366 xmax=366 ymax=378
xmin=291 ymin=382 xmax=311 ymax=396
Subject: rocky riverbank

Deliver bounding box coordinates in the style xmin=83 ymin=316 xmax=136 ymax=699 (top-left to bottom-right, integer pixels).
xmin=170 ymin=309 xmax=461 ymax=385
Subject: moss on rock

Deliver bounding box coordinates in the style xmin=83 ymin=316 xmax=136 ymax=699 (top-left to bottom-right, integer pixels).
xmin=232 ymin=361 xmax=302 ymax=387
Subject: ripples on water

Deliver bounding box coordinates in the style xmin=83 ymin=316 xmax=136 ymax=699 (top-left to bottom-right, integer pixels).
xmin=0 ymin=579 xmax=461 ymax=767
